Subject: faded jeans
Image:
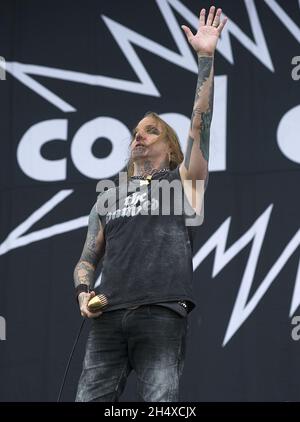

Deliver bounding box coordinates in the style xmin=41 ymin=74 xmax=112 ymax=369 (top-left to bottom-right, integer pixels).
xmin=75 ymin=304 xmax=188 ymax=402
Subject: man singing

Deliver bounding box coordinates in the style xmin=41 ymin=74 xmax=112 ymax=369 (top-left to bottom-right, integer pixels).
xmin=74 ymin=6 xmax=227 ymax=402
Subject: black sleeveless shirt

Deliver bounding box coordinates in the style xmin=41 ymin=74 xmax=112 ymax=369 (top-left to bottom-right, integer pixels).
xmin=95 ymin=166 xmax=197 ymax=314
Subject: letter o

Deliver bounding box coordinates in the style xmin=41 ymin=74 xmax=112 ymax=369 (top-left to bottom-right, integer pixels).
xmin=71 ymin=117 xmax=130 ymax=178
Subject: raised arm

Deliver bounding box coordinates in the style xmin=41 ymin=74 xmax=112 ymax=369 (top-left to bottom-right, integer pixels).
xmin=179 ymin=6 xmax=227 ymax=186
xmin=74 ymin=204 xmax=105 ymax=317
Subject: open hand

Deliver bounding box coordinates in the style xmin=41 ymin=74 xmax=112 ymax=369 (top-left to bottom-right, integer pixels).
xmin=181 ymin=6 xmax=227 ymax=56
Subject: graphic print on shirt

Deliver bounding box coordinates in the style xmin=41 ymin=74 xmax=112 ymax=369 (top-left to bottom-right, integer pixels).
xmin=96 ymin=168 xmax=204 ymax=229
xmin=106 ymin=189 xmax=159 ymax=223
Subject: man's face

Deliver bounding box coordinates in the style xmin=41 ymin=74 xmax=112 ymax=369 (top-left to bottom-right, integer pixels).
xmin=130 ymin=116 xmax=169 ymax=163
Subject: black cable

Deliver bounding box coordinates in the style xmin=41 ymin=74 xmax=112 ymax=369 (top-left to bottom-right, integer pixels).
xmin=57 ymin=318 xmax=86 ymax=402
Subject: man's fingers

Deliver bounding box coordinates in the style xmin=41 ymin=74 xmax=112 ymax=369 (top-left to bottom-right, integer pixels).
xmin=199 ymin=8 xmax=205 ymax=27
xmin=212 ymin=8 xmax=222 ymax=27
xmin=80 ymin=300 xmax=103 ymax=318
xmin=181 ymin=25 xmax=194 ymax=42
xmin=83 ymin=291 xmax=94 ymax=306
xmin=206 ymin=5 xmax=216 ymax=26
xmin=79 ymin=291 xmax=103 ymax=318
xmin=89 ymin=310 xmax=102 ymax=319
xmin=82 ymin=309 xmax=102 ymax=319
xmin=218 ymin=17 xmax=228 ymax=34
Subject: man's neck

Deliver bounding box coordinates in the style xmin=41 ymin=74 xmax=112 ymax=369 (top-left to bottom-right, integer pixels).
xmin=133 ymin=159 xmax=169 ymax=177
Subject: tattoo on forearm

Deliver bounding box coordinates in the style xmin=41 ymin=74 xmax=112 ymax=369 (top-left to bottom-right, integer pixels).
xmin=190 ymin=110 xmax=196 ymax=130
xmin=82 ymin=233 xmax=98 ymax=263
xmin=185 ymin=56 xmax=214 ymax=169
xmin=74 ymin=205 xmax=102 ymax=288
xmin=193 ymin=56 xmax=213 ymax=107
xmin=74 ymin=261 xmax=95 ymax=287
xmin=81 ymin=207 xmax=101 ymax=264
xmin=199 ymin=111 xmax=211 ymax=161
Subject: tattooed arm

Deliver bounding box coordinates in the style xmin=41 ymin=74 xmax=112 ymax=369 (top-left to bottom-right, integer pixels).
xmin=180 ymin=54 xmax=214 ymax=185
xmin=179 ymin=7 xmax=227 ymax=191
xmin=74 ymin=204 xmax=105 ymax=318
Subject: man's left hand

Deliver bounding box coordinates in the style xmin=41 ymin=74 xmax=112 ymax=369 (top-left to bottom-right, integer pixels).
xmin=181 ymin=6 xmax=227 ymax=56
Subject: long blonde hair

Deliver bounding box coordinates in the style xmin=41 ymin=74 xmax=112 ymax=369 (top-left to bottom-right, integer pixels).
xmin=126 ymin=111 xmax=184 ymax=177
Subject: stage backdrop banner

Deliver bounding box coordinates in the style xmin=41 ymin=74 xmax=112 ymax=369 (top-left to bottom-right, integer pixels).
xmin=0 ymin=0 xmax=300 ymax=401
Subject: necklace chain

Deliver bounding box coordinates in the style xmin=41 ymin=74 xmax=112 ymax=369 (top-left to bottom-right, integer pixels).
xmin=131 ymin=168 xmax=170 ymax=180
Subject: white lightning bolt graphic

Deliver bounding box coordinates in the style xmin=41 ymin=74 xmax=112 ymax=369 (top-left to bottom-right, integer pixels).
xmin=2 ymin=0 xmax=300 ymax=110
xmin=0 ymin=190 xmax=86 ymax=255
xmin=193 ymin=205 xmax=300 ymax=345
xmin=1 ymin=0 xmax=198 ymax=111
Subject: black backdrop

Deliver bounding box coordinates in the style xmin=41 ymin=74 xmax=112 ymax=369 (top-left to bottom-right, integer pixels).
xmin=0 ymin=0 xmax=300 ymax=402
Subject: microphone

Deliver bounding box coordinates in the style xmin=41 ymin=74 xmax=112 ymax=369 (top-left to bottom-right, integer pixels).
xmin=88 ymin=294 xmax=108 ymax=312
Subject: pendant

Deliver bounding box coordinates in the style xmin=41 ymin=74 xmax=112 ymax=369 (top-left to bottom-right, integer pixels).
xmin=140 ymin=175 xmax=152 ymax=186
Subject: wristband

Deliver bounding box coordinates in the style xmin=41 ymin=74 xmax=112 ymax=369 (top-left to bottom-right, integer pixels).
xmin=75 ymin=284 xmax=90 ymax=303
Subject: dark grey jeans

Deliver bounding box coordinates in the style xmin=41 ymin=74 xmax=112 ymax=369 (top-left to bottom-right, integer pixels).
xmin=75 ymin=304 xmax=188 ymax=402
